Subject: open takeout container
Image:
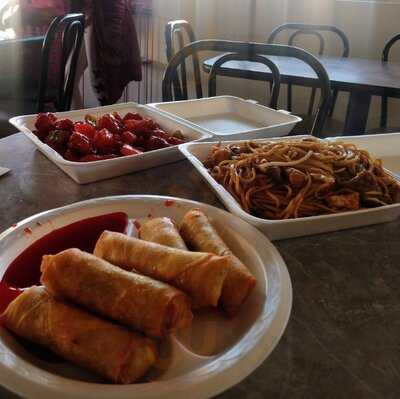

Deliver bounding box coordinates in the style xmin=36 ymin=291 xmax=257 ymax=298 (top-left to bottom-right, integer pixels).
xmin=9 ymin=102 xmax=212 ymax=184
xmin=179 ymin=135 xmax=400 ymax=240
xmin=147 ymin=95 xmax=302 ymax=141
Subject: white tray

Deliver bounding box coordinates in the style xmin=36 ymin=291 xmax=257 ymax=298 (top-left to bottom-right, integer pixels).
xmin=330 ymin=133 xmax=400 ymax=177
xmin=147 ymin=96 xmax=301 ymax=140
xmin=0 ymin=195 xmax=292 ymax=399
xmin=179 ymin=136 xmax=400 ymax=240
xmin=9 ymin=103 xmax=212 ymax=184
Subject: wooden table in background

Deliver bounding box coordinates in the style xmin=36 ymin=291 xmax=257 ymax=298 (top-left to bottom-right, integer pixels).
xmin=204 ymin=55 xmax=400 ymax=134
xmin=1 ymin=133 xmax=400 ymax=398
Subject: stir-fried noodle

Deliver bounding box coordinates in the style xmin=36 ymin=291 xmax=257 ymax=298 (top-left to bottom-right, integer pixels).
xmin=204 ymin=138 xmax=400 ymax=219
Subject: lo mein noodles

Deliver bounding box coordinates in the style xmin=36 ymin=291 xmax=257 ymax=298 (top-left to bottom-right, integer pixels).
xmin=204 ymin=138 xmax=400 ymax=219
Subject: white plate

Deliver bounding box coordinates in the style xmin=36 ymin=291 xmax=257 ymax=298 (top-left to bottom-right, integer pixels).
xmin=179 ymin=137 xmax=400 ymax=240
xmin=0 ymin=195 xmax=292 ymax=399
xmin=147 ymin=96 xmax=301 ymax=140
xmin=9 ymin=103 xmax=212 ymax=184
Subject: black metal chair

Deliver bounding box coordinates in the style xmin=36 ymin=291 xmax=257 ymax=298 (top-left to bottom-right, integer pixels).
xmin=380 ymin=33 xmax=400 ymax=129
xmin=208 ymin=53 xmax=281 ymax=109
xmin=37 ymin=13 xmax=85 ymax=112
xmin=165 ymin=20 xmax=202 ymax=100
xmin=267 ymin=23 xmax=349 ymax=117
xmin=162 ymin=40 xmax=332 ymax=137
xmin=0 ymin=13 xmax=84 ymax=137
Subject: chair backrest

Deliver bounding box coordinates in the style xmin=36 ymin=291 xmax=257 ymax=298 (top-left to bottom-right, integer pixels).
xmin=37 ymin=13 xmax=85 ymax=112
xmin=267 ymin=23 xmax=348 ymax=116
xmin=382 ymin=33 xmax=400 ymax=61
xmin=208 ymin=53 xmax=281 ymax=109
xmin=380 ymin=33 xmax=400 ymax=128
xmin=267 ymin=23 xmax=350 ymax=58
xmin=162 ymin=40 xmax=332 ymax=137
xmin=165 ymin=20 xmax=202 ymax=100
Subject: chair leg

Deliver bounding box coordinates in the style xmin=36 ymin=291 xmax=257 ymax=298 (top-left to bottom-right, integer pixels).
xmin=329 ymin=89 xmax=339 ymax=117
xmin=172 ymin=70 xmax=183 ymax=101
xmin=287 ymin=84 xmax=292 ymax=113
xmin=307 ymin=88 xmax=317 ymax=116
xmin=380 ymin=96 xmax=388 ymax=129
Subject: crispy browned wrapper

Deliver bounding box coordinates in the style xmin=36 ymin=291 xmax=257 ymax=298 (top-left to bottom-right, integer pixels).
xmin=94 ymin=231 xmax=229 ymax=308
xmin=139 ymin=217 xmax=187 ymax=250
xmin=2 ymin=286 xmax=156 ymax=384
xmin=40 ymin=248 xmax=193 ymax=338
xmin=180 ymin=209 xmax=256 ymax=316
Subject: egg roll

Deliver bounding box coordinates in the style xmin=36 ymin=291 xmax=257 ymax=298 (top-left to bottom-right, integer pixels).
xmin=40 ymin=248 xmax=192 ymax=338
xmin=94 ymin=231 xmax=229 ymax=308
xmin=2 ymin=286 xmax=156 ymax=384
xmin=139 ymin=217 xmax=187 ymax=250
xmin=180 ymin=209 xmax=256 ymax=315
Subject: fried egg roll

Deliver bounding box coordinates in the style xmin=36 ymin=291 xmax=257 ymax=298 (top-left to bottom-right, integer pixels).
xmin=180 ymin=209 xmax=256 ymax=315
xmin=94 ymin=231 xmax=229 ymax=308
xmin=40 ymin=248 xmax=192 ymax=338
xmin=139 ymin=217 xmax=187 ymax=250
xmin=2 ymin=286 xmax=156 ymax=384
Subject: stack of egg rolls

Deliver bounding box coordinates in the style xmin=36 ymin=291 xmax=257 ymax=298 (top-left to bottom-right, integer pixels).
xmin=2 ymin=207 xmax=257 ymax=384
xmin=94 ymin=231 xmax=230 ymax=308
xmin=3 ymin=248 xmax=195 ymax=383
xmin=138 ymin=211 xmax=256 ymax=315
xmin=41 ymin=248 xmax=193 ymax=338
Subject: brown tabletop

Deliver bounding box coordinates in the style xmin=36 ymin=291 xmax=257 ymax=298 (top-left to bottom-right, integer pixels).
xmin=1 ymin=133 xmax=400 ymax=398
xmin=203 ymin=55 xmax=400 ymax=135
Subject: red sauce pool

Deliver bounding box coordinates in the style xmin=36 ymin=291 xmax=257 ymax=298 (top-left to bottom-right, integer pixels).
xmin=1 ymin=212 xmax=128 ymax=304
xmin=0 ymin=282 xmax=23 ymax=315
xmin=164 ymin=199 xmax=175 ymax=207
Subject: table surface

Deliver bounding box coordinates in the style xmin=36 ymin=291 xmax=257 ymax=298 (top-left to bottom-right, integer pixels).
xmin=1 ymin=133 xmax=400 ymax=399
xmin=204 ymin=55 xmax=400 ymax=96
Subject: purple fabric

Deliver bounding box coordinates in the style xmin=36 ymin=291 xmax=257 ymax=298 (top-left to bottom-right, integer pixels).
xmin=11 ymin=1 xmax=148 ymax=105
xmin=85 ymin=0 xmax=143 ymax=105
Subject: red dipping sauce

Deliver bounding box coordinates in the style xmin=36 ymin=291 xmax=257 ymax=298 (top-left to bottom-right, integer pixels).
xmin=0 ymin=282 xmax=23 ymax=316
xmin=0 ymin=212 xmax=128 ymax=314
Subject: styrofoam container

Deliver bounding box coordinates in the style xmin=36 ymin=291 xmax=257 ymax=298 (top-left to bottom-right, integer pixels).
xmin=330 ymin=133 xmax=400 ymax=177
xmin=179 ymin=135 xmax=400 ymax=240
xmin=9 ymin=102 xmax=212 ymax=184
xmin=147 ymin=96 xmax=302 ymax=140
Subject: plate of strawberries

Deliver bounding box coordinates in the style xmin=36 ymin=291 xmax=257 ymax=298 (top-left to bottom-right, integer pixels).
xmin=10 ymin=102 xmax=211 ymax=184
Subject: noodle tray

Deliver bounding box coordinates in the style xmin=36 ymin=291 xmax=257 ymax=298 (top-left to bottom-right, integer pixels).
xmin=180 ymin=135 xmax=400 ymax=240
